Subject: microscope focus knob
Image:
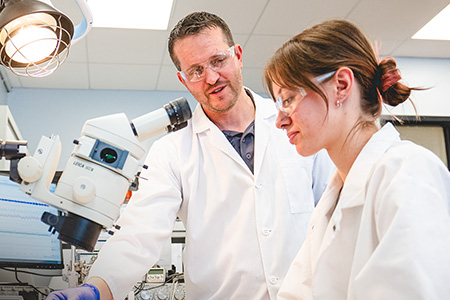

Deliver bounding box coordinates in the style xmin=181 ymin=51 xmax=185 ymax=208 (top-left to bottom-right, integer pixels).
xmin=72 ymin=176 xmax=96 ymax=203
xmin=17 ymin=156 xmax=43 ymax=183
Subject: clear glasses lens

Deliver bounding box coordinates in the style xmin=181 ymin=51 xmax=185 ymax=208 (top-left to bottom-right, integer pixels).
xmin=275 ymin=88 xmax=306 ymax=114
xmin=275 ymin=71 xmax=336 ymax=115
xmin=180 ymin=46 xmax=235 ymax=82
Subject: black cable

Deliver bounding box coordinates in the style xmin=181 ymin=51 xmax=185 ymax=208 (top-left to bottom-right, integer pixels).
xmin=0 ymin=267 xmax=57 ymax=277
xmin=8 ymin=267 xmax=52 ymax=297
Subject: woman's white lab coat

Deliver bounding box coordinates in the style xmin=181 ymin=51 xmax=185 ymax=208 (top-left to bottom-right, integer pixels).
xmin=278 ymin=123 xmax=450 ymax=300
xmin=88 ymin=90 xmax=334 ymax=300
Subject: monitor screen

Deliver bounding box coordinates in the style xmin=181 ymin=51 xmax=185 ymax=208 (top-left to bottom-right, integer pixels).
xmin=0 ymin=174 xmax=63 ymax=269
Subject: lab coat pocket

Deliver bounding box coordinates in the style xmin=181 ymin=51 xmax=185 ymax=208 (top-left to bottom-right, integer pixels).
xmin=280 ymin=159 xmax=314 ymax=214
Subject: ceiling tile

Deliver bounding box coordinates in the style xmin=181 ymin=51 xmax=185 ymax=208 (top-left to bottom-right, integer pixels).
xmin=86 ymin=28 xmax=169 ymax=64
xmin=348 ymin=0 xmax=450 ymax=39
xmin=66 ymin=39 xmax=89 ymax=63
xmin=52 ymin=0 xmax=84 ymax=24
xmin=242 ymin=67 xmax=266 ymax=95
xmin=169 ymin=0 xmax=267 ymax=35
xmin=254 ymin=0 xmax=360 ymax=36
xmin=88 ymin=63 xmax=160 ymax=90
xmin=156 ymin=65 xmax=185 ymax=91
xmin=243 ymin=35 xmax=291 ymax=68
xmin=2 ymin=0 xmax=450 ymax=92
xmin=15 ymin=63 xmax=89 ymax=89
xmin=392 ymin=40 xmax=450 ymax=58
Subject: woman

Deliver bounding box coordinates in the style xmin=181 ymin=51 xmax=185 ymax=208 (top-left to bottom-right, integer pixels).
xmin=263 ymin=20 xmax=450 ymax=300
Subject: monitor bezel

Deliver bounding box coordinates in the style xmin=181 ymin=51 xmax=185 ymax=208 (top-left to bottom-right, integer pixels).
xmin=380 ymin=115 xmax=450 ymax=169
xmin=0 ymin=171 xmax=65 ymax=270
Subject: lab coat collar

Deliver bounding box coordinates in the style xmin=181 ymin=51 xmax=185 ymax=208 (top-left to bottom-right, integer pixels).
xmin=253 ymin=90 xmax=276 ymax=175
xmin=340 ymin=122 xmax=401 ymax=209
xmin=311 ymin=123 xmax=401 ymax=262
xmin=190 ymin=88 xmax=272 ymax=134
xmin=190 ymin=88 xmax=275 ymax=176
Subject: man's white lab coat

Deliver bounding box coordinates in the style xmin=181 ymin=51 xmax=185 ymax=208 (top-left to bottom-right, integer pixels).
xmin=278 ymin=123 xmax=450 ymax=300
xmin=88 ymin=90 xmax=334 ymax=300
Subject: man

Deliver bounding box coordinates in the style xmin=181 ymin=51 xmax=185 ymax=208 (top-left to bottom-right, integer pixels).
xmin=47 ymin=11 xmax=334 ymax=300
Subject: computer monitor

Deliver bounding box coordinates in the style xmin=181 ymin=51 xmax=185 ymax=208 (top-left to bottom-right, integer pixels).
xmin=0 ymin=174 xmax=64 ymax=270
xmin=381 ymin=115 xmax=450 ymax=169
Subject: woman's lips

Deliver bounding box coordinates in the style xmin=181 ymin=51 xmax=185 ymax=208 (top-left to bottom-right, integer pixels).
xmin=287 ymin=131 xmax=298 ymax=144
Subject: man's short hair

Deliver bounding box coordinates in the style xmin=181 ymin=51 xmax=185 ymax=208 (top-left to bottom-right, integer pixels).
xmin=168 ymin=11 xmax=235 ymax=71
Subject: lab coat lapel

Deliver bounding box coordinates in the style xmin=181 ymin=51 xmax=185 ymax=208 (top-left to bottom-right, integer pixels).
xmin=313 ymin=124 xmax=402 ymax=262
xmin=253 ymin=106 xmax=271 ymax=177
xmin=342 ymin=123 xmax=401 ymax=208
xmin=191 ymin=103 xmax=253 ymax=175
xmin=309 ymin=173 xmax=343 ymax=270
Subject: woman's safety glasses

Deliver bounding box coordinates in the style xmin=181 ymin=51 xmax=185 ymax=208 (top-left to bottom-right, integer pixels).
xmin=275 ymin=71 xmax=336 ymax=115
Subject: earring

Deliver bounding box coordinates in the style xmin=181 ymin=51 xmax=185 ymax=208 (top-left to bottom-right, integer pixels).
xmin=336 ymin=95 xmax=343 ymax=107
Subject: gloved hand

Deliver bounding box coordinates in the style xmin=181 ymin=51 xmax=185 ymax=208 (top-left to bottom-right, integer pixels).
xmin=46 ymin=283 xmax=100 ymax=300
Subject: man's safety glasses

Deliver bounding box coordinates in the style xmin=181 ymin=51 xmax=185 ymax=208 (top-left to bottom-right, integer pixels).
xmin=179 ymin=46 xmax=235 ymax=82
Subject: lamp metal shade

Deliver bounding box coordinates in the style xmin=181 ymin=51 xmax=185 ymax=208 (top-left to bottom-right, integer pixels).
xmin=0 ymin=0 xmax=75 ymax=76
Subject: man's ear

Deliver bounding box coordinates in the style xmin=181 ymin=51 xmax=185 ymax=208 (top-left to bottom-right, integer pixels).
xmin=234 ymin=44 xmax=243 ymax=69
xmin=177 ymin=72 xmax=188 ymax=89
xmin=335 ymin=67 xmax=354 ymax=104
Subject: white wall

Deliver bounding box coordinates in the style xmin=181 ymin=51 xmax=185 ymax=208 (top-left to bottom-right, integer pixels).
xmin=0 ymin=76 xmax=7 ymax=105
xmin=382 ymin=57 xmax=450 ymax=116
xmin=7 ymin=89 xmax=197 ymax=170
xmin=5 ymin=57 xmax=450 ymax=169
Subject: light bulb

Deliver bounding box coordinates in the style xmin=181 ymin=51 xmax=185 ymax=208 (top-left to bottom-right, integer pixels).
xmin=5 ymin=25 xmax=58 ymax=64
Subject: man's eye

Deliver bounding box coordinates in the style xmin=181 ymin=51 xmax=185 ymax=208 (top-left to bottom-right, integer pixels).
xmin=210 ymin=56 xmax=227 ymax=68
xmin=190 ymin=66 xmax=203 ymax=77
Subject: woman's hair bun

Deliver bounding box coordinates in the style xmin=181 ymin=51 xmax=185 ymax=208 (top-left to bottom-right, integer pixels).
xmin=377 ymin=58 xmax=411 ymax=107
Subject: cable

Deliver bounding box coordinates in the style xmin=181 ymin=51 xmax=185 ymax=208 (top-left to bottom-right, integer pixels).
xmin=133 ymin=272 xmax=185 ymax=297
xmin=0 ymin=267 xmax=57 ymax=277
xmin=8 ymin=267 xmax=52 ymax=297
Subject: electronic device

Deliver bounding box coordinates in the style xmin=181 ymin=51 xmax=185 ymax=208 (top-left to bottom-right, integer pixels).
xmin=0 ymin=284 xmax=51 ymax=300
xmin=381 ymin=116 xmax=450 ymax=169
xmin=136 ymin=282 xmax=185 ymax=300
xmin=145 ymin=268 xmax=165 ymax=283
xmin=0 ymin=97 xmax=192 ymax=252
xmin=0 ymin=174 xmax=63 ymax=269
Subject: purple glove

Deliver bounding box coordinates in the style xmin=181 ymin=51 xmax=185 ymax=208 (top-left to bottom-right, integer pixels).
xmin=46 ymin=283 xmax=100 ymax=300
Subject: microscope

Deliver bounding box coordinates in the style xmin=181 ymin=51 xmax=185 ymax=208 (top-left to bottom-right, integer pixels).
xmin=0 ymin=97 xmax=192 ymax=252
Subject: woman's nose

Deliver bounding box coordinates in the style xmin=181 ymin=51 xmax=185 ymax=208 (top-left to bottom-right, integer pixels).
xmin=275 ymin=110 xmax=290 ymax=129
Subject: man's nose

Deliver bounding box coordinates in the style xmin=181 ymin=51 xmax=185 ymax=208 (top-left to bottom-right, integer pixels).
xmin=204 ymin=67 xmax=220 ymax=85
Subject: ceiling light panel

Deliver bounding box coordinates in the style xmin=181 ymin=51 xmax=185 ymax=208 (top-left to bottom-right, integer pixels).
xmin=88 ymin=0 xmax=174 ymax=30
xmin=412 ymin=3 xmax=450 ymax=40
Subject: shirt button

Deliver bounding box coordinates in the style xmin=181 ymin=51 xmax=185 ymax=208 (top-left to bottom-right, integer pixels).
xmin=245 ymin=153 xmax=251 ymax=159
xmin=262 ymin=228 xmax=272 ymax=236
xmin=255 ymin=183 xmax=262 ymax=189
xmin=269 ymin=276 xmax=278 ymax=284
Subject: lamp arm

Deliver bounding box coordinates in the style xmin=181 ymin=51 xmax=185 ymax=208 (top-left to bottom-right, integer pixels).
xmin=72 ymin=0 xmax=93 ymax=44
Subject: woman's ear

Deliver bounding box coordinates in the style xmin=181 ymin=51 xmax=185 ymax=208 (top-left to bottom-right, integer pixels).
xmin=334 ymin=67 xmax=354 ymax=105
